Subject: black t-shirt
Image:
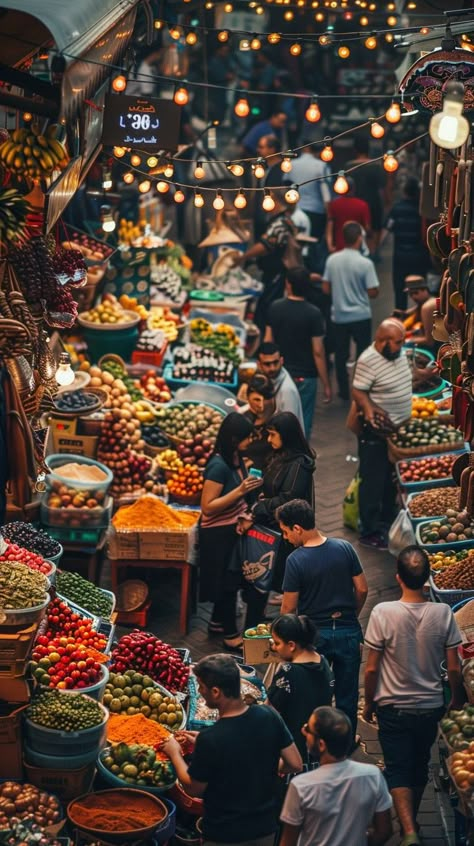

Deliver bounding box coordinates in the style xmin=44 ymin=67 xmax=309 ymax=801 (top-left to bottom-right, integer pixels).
xmin=267 ymin=659 xmax=334 ymax=759
xmin=188 ymin=706 xmax=293 ymax=842
xmin=267 ymin=298 xmax=325 ymax=378
xmin=385 ymin=198 xmax=429 ymax=259
xmin=283 ymin=538 xmax=363 ymax=624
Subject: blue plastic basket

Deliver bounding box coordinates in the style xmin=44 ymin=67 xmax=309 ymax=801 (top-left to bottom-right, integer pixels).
xmin=406 ymin=490 xmax=460 ymax=528
xmin=97 ymin=749 xmax=176 ymax=795
xmin=416 ymin=521 xmax=474 ymax=553
xmin=163 ymin=363 xmax=238 ymax=393
xmin=429 ymin=576 xmax=474 ymax=607
xmin=395 ymin=446 xmax=470 ymax=493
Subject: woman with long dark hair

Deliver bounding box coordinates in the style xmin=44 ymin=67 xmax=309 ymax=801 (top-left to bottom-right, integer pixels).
xmin=200 ymin=412 xmax=263 ymax=649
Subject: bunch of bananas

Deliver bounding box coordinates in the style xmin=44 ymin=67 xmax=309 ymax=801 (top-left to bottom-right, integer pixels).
xmin=0 ymin=187 xmax=30 ymax=244
xmin=0 ymin=124 xmax=69 ymax=180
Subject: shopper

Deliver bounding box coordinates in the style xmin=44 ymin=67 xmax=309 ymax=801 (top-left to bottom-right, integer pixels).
xmin=267 ymin=614 xmax=334 ymax=760
xmin=162 ymin=653 xmax=302 ymax=846
xmin=289 ymin=141 xmax=331 ymax=240
xmin=256 ymin=342 xmax=305 ymax=429
xmin=279 ymin=707 xmax=393 ymax=846
xmin=199 ymin=413 xmax=263 ymax=649
xmin=278 ymin=498 xmax=368 ymax=739
xmin=397 ymin=275 xmax=437 ymax=350
xmin=382 ymin=178 xmax=430 ymax=311
xmin=322 ymin=222 xmax=379 ymax=401
xmin=241 ymin=373 xmax=275 ymax=471
xmin=254 ymin=135 xmax=285 ymax=239
xmin=265 ymin=266 xmax=331 ymax=437
xmin=344 ymin=135 xmax=386 ymax=261
xmin=364 ymin=546 xmax=464 ymax=846
xmin=326 ymin=177 xmax=371 ymax=253
xmin=352 ymin=318 xmax=412 ymax=549
xmin=241 ymin=108 xmax=287 ymax=155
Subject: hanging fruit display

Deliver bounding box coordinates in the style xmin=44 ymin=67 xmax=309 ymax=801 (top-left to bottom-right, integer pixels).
xmin=0 ymin=124 xmax=69 ymax=181
xmin=0 ymin=187 xmax=30 ymax=246
xmin=9 ymin=236 xmax=79 ymax=328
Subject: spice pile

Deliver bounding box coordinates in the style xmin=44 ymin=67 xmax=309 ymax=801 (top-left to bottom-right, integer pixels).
xmin=112 ymin=495 xmax=199 ymax=531
xmin=69 ymin=790 xmax=166 ymax=833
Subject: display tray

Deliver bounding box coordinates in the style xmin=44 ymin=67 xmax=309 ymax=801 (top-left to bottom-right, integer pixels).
xmin=395 ymin=447 xmax=470 ymax=493
xmin=429 ymin=575 xmax=474 ymax=608
xmin=416 ymin=521 xmax=474 ymax=553
xmin=163 ymin=362 xmax=238 ymax=393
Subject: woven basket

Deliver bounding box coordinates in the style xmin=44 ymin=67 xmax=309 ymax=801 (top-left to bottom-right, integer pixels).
xmin=388 ymin=438 xmax=464 ymax=463
xmin=98 ymin=353 xmax=127 ymax=371
xmin=117 ymin=579 xmax=149 ymax=612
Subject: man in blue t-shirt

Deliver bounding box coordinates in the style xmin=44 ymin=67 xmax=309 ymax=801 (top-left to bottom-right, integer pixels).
xmin=278 ymin=499 xmax=368 ymax=740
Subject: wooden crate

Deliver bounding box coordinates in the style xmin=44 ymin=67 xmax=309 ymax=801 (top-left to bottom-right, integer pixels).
xmin=108 ymin=525 xmax=196 ymax=561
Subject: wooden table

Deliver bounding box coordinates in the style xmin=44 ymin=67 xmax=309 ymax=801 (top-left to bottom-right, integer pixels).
xmin=109 ymin=557 xmax=192 ymax=635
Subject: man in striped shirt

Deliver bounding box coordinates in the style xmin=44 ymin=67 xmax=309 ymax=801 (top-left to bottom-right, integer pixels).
xmin=352 ymin=319 xmax=412 ymax=549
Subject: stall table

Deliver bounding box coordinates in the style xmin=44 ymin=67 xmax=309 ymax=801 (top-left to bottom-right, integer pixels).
xmin=109 ymin=556 xmax=192 ymax=635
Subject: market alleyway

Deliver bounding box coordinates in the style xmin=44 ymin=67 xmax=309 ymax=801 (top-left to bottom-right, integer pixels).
xmin=102 ymin=245 xmax=455 ymax=844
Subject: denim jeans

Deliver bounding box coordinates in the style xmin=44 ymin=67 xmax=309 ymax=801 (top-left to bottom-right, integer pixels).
xmin=377 ymin=704 xmax=445 ymax=790
xmin=315 ymin=622 xmax=363 ymax=737
xmin=295 ymin=377 xmax=318 ymax=438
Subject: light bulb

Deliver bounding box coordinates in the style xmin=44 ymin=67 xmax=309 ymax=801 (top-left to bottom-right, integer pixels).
xmin=306 ymin=102 xmax=321 ymax=123
xmin=385 ymin=101 xmax=401 ymax=123
xmin=139 ymin=180 xmax=151 ymax=194
xmin=23 ymin=112 xmax=32 ymax=122
xmin=284 ymin=10 xmax=294 ymax=20
xmin=147 ymin=156 xmax=158 ymax=168
xmin=234 ymin=191 xmax=247 ymax=209
xmin=154 ymin=19 xmax=163 ymax=29
xmin=123 ymin=172 xmax=134 ymax=184
xmin=131 ymin=154 xmax=141 ymax=167
xmin=112 ymin=75 xmax=127 ymax=92
xmin=360 ymin=15 xmax=368 ymax=25
xmin=321 ymin=145 xmax=334 ymax=162
xmin=157 ymin=181 xmax=170 ymax=193
xmin=174 ymin=87 xmax=189 ymax=106
xmin=174 ymin=190 xmax=185 ymax=203
xmin=254 ymin=160 xmax=266 ymax=179
xmin=334 ymin=172 xmax=349 ymax=194
xmin=281 ymin=157 xmax=293 ymax=173
xmin=338 ymin=46 xmax=350 ymax=59
xmin=224 ymin=2 xmax=233 ymax=10
xmin=384 ymin=152 xmax=398 ymax=173
xmin=169 ymin=27 xmax=181 ymax=40
xmin=164 ymin=164 xmax=174 ymax=178
xmin=114 ymin=146 xmax=126 ymax=158
xmin=194 ymin=192 xmax=204 ymax=208
xmin=102 ymin=171 xmax=112 ymax=191
xmin=387 ymin=15 xmax=397 ymax=26
xmin=268 ymin=33 xmax=281 ymax=44
xmin=370 ymin=121 xmax=385 ymax=138
xmin=250 ymin=37 xmax=261 ymax=50
xmin=365 ymin=36 xmax=377 ymax=49
xmin=102 ymin=217 xmax=116 ymax=233
xmin=213 ymin=192 xmax=225 ymax=210
xmin=218 ymin=30 xmax=229 ymax=42
xmin=262 ymin=193 xmax=275 ymax=211
xmin=385 ymin=33 xmax=394 ymax=43
xmin=228 ymin=163 xmax=245 ymax=177
xmin=290 ymin=43 xmax=302 ymax=56
xmin=285 ymin=186 xmax=300 ymax=204
xmin=235 ymin=98 xmax=250 ymax=118
xmin=319 ymin=34 xmax=331 ymax=45
xmin=316 ymin=13 xmax=325 ymax=22
xmin=186 ymin=32 xmax=198 ymax=45
xmin=429 ymin=81 xmax=470 ymax=150
xmin=194 ymin=163 xmax=206 ymax=180
xmin=55 ymin=353 xmax=75 ymax=387
xmin=420 ymin=26 xmax=430 ymax=35
xmin=256 ymin=5 xmax=264 ymax=13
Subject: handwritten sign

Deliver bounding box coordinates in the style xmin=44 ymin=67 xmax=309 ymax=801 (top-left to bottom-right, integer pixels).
xmin=101 ymin=94 xmax=181 ymax=152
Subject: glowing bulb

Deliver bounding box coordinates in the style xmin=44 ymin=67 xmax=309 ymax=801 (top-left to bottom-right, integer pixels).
xmin=194 ymin=163 xmax=206 ymax=180
xmin=290 ymin=43 xmax=302 ymax=56
xmin=164 ymin=164 xmax=174 ymax=178
xmin=254 ymin=160 xmax=266 ymax=179
xmin=224 ymin=2 xmax=233 ymax=10
xmin=235 ymin=98 xmax=250 ymax=118
xmin=284 ymin=10 xmax=294 ymax=20
xmin=250 ymin=37 xmax=261 ymax=50
xmin=281 ymin=157 xmax=293 ymax=174
xmin=186 ymin=32 xmax=198 ymax=45
xmin=157 ymin=181 xmax=170 ymax=193
xmin=112 ymin=75 xmax=127 ymax=92
xmin=147 ymin=156 xmax=158 ymax=168
xmin=370 ymin=121 xmax=385 ymax=139
xmin=306 ymin=102 xmax=321 ymax=123
xmin=338 ymin=46 xmax=350 ymax=58
xmin=174 ymin=190 xmax=185 ymax=203
xmin=321 ymin=145 xmax=334 ymax=162
xmin=101 ymin=205 xmax=116 ymax=232
xmin=55 ymin=353 xmax=75 ymax=387
xmin=256 ymin=5 xmax=264 ymax=13
xmin=385 ymin=33 xmax=394 ymax=42
xmin=123 ymin=172 xmax=134 ymax=184
xmin=429 ymin=81 xmax=471 ymax=150
xmin=385 ymin=101 xmax=401 ymax=123
xmin=387 ymin=15 xmax=397 ymax=25
xmin=102 ymin=171 xmax=113 ymax=191
xmin=139 ymin=179 xmax=151 ymax=194
xmin=174 ymin=87 xmax=189 ymax=106
xmin=194 ymin=192 xmax=204 ymax=208
xmin=285 ymin=186 xmax=300 ymax=204
xmin=131 ymin=154 xmax=141 ymax=167
xmin=365 ymin=36 xmax=377 ymax=49
xmin=234 ymin=191 xmax=247 ymax=209
xmin=262 ymin=193 xmax=275 ymax=211
xmin=384 ymin=152 xmax=399 ymax=173
xmin=218 ymin=30 xmax=229 ymax=42
xmin=228 ymin=163 xmax=245 ymax=177
xmin=360 ymin=15 xmax=369 ymax=25
xmin=213 ymin=192 xmax=225 ymax=210
xmin=315 ymin=12 xmax=325 ymax=21
xmin=334 ymin=172 xmax=349 ymax=194
xmin=268 ymin=33 xmax=281 ymax=44
xmin=154 ymin=19 xmax=163 ymax=29
xmin=319 ymin=34 xmax=331 ymax=45
xmin=114 ymin=146 xmax=126 ymax=158
xmin=23 ymin=112 xmax=32 ymax=122
xmin=420 ymin=26 xmax=430 ymax=35
xmin=169 ymin=27 xmax=181 ymax=40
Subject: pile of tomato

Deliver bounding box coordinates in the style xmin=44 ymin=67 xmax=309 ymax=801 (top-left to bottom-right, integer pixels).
xmin=44 ymin=597 xmax=107 ymax=651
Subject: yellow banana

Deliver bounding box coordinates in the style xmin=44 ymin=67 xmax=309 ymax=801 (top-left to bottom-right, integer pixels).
xmin=46 ymin=124 xmax=58 ymax=139
xmin=5 ymin=146 xmax=19 ymax=166
xmin=37 ymin=135 xmax=49 ymax=149
xmin=39 ymin=151 xmax=54 ymax=171
xmin=47 ymin=138 xmax=66 ymax=162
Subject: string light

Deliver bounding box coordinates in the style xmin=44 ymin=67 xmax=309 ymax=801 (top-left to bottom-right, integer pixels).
xmin=262 ymin=192 xmax=276 ymax=211
xmin=130 ymin=154 xmax=142 ymax=167
xmin=113 ymin=146 xmax=126 ymax=158
xmin=385 ymin=101 xmax=401 ymax=123
xmin=334 ymin=172 xmax=349 ymax=194
xmin=285 ymin=186 xmax=300 ymax=204
xmin=174 ymin=189 xmax=185 ymax=203
xmin=315 ymin=13 xmax=325 ymax=23
xmin=174 ymin=87 xmax=189 ymax=106
xmin=254 ymin=160 xmax=266 ymax=179
xmin=420 ymin=27 xmax=430 ymax=35
xmin=224 ymin=2 xmax=233 ymax=10
xmin=194 ymin=191 xmax=205 ymax=208
xmin=284 ymin=10 xmax=294 ymax=20
xmin=383 ymin=151 xmax=398 ymax=172
xmin=138 ymin=179 xmax=151 ymax=194
xmin=365 ymin=36 xmax=377 ymax=49
xmin=234 ymin=191 xmax=247 ymax=209
xmin=169 ymin=26 xmax=181 ymax=40
xmin=23 ymin=112 xmax=32 ymax=122
xmin=218 ymin=30 xmax=229 ymax=42
xmin=186 ymin=31 xmax=198 ymax=45
xmin=123 ymin=172 xmax=134 ymax=184
xmin=153 ymin=20 xmax=163 ymax=29
xmin=370 ymin=120 xmax=385 ymax=138
xmin=319 ymin=34 xmax=331 ymax=45
xmin=164 ymin=164 xmax=174 ymax=178
xmin=147 ymin=156 xmax=159 ymax=168
xmin=281 ymin=157 xmax=293 ymax=173
xmin=290 ymin=42 xmax=302 ymax=56
xmin=213 ymin=191 xmax=225 ymax=210
xmin=360 ymin=15 xmax=369 ymax=25
xmin=55 ymin=352 xmax=75 ymax=387
xmin=250 ymin=36 xmax=262 ymax=50
xmin=385 ymin=33 xmax=394 ymax=42
xmin=305 ymin=100 xmax=321 ymax=123
xmin=112 ymin=75 xmax=127 ymax=92
xmin=386 ymin=15 xmax=397 ymax=26
xmin=255 ymin=5 xmax=264 ymax=13
xmin=157 ymin=181 xmax=170 ymax=193
xmin=321 ymin=144 xmax=334 ymax=162
xmin=268 ymin=33 xmax=281 ymax=44
xmin=235 ymin=98 xmax=250 ymax=118
xmin=194 ymin=162 xmax=206 ymax=179
xmin=228 ymin=163 xmax=245 ymax=177
xmin=338 ymin=46 xmax=350 ymax=59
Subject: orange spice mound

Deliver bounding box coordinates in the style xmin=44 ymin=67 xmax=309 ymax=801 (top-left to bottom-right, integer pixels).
xmin=69 ymin=791 xmax=165 ymax=831
xmin=112 ymin=494 xmax=199 ymax=530
xmin=107 ymin=712 xmax=171 ymax=746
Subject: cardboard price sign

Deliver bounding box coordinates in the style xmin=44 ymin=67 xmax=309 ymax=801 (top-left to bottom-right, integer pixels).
xmin=102 ymin=94 xmax=181 ymax=152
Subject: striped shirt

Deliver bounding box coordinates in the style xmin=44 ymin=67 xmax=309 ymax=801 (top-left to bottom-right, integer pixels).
xmin=353 ymin=344 xmax=412 ymax=426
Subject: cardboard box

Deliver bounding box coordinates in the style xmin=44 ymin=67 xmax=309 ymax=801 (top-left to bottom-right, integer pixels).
xmin=51 ymin=431 xmax=98 ymax=457
xmin=108 ymin=523 xmax=197 ymax=562
xmin=243 ymin=636 xmax=278 ymax=665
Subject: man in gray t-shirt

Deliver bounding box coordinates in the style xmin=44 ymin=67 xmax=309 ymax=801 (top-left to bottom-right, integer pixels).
xmin=364 ymin=546 xmax=464 ymax=846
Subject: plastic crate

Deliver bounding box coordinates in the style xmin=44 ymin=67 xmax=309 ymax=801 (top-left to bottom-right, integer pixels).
xmin=163 ymin=362 xmax=238 ymax=393
xmin=23 ymin=759 xmax=96 ymax=801
xmin=132 ymin=343 xmax=168 ymax=368
xmin=429 ymin=576 xmax=474 ymax=607
xmin=41 ymin=496 xmax=113 ymax=530
xmin=406 ymin=490 xmax=459 ymax=528
xmin=416 ymin=521 xmax=474 ymax=553
xmin=395 ymin=447 xmax=470 ymax=493
xmin=0 ymin=622 xmax=38 ymax=677
xmin=44 ymin=525 xmax=105 ymax=544
xmin=24 ymin=741 xmax=99 ymax=768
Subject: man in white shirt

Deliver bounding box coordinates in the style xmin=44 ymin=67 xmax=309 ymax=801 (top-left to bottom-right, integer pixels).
xmin=280 ymin=706 xmax=393 ymax=846
xmin=364 ymin=546 xmax=464 ymax=846
xmin=290 ymin=142 xmax=331 ymax=239
xmin=256 ymin=342 xmax=305 ymax=429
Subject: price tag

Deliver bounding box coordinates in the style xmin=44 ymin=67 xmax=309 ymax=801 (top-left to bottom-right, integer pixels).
xmin=101 ymin=94 xmax=181 ymax=153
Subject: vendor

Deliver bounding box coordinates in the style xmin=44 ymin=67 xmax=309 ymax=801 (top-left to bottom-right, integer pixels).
xmin=394 ymin=276 xmax=437 ymax=350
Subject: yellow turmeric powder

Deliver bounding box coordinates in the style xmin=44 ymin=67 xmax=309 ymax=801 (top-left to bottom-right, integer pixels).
xmin=112 ymin=494 xmax=199 ymax=530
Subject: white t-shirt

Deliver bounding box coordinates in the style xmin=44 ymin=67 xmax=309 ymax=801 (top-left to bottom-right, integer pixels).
xmin=365 ymin=600 xmax=462 ymax=708
xmin=323 ymin=249 xmax=379 ymax=324
xmin=281 ymin=759 xmax=392 ymax=846
xmin=273 ymin=367 xmax=304 ymax=429
xmin=352 ymin=344 xmax=412 ymax=426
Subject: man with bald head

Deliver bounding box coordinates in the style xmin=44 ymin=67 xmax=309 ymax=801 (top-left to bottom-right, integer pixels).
xmin=352 ymin=319 xmax=412 ymax=549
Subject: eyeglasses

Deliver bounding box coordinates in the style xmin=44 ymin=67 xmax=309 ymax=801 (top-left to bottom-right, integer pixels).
xmin=302 ymin=722 xmax=318 ymax=738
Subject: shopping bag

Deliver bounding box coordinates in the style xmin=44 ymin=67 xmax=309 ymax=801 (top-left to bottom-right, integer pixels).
xmin=343 ymin=473 xmax=360 ymax=531
xmin=388 ymin=509 xmax=416 ymax=557
xmin=241 ymin=524 xmax=281 ymax=593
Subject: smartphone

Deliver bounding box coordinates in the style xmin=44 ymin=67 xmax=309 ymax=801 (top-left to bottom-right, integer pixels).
xmin=248 ymin=467 xmax=262 ymax=479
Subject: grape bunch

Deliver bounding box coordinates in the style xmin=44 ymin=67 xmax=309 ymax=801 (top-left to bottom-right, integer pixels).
xmin=10 ymin=236 xmax=58 ymax=306
xmin=52 ymin=247 xmax=87 ymax=288
xmin=46 ymin=283 xmax=78 ymax=328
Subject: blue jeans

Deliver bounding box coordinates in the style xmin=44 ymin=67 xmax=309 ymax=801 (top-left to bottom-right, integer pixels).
xmin=315 ymin=622 xmax=363 ymax=737
xmin=295 ymin=377 xmax=317 ymax=438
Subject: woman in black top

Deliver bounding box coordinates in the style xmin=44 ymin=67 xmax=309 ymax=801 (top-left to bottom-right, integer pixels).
xmin=267 ymin=614 xmax=334 ymax=761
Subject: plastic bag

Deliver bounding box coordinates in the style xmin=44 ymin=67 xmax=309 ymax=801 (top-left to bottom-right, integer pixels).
xmin=241 ymin=524 xmax=281 ymax=593
xmin=388 ymin=509 xmax=416 ymax=557
xmin=343 ymin=473 xmax=360 ymax=531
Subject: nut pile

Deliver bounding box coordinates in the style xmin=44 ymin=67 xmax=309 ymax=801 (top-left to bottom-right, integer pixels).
xmin=408 ymin=487 xmax=460 ymax=518
xmin=433 ymin=558 xmax=474 ymax=591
